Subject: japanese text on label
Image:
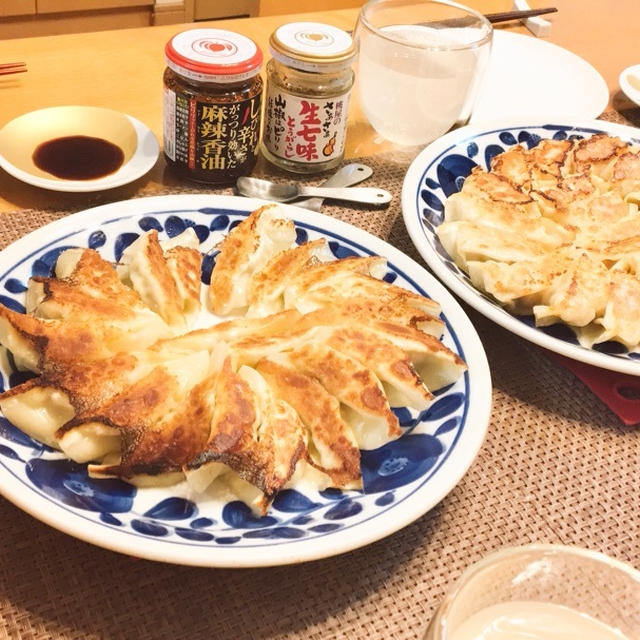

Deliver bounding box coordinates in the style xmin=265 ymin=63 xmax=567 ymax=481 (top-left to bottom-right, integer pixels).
xmin=263 ymin=89 xmax=350 ymax=164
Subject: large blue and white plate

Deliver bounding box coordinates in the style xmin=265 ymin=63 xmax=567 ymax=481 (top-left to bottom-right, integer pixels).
xmin=402 ymin=119 xmax=640 ymax=376
xmin=0 ymin=194 xmax=491 ymax=567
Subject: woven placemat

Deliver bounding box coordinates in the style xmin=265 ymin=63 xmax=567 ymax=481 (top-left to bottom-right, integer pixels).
xmin=1 ymin=113 xmax=639 ymax=640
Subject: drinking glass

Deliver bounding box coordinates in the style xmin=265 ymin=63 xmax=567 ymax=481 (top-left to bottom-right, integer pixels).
xmin=423 ymin=545 xmax=640 ymax=640
xmin=354 ymin=0 xmax=492 ymax=147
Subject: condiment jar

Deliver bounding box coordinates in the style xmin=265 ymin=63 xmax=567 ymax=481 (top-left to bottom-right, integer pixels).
xmin=262 ymin=22 xmax=355 ymax=174
xmin=163 ymin=28 xmax=263 ymax=184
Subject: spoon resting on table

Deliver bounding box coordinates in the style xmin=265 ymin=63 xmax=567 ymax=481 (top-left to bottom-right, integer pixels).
xmin=295 ymin=163 xmax=373 ymax=210
xmin=236 ymin=176 xmax=392 ymax=206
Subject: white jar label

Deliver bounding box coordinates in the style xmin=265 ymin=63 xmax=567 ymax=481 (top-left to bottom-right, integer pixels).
xmin=263 ymin=88 xmax=350 ymax=163
xmin=163 ymin=86 xmax=177 ymax=162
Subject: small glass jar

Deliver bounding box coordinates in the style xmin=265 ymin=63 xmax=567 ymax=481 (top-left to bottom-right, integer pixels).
xmin=163 ymin=28 xmax=263 ymax=184
xmin=262 ymin=22 xmax=355 ymax=174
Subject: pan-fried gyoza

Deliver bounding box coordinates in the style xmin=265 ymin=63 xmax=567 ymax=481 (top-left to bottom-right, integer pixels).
xmin=438 ymin=134 xmax=640 ymax=350
xmin=0 ymin=205 xmax=466 ymax=513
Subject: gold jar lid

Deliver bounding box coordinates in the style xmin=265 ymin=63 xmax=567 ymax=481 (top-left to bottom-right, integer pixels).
xmin=269 ymin=22 xmax=355 ymax=73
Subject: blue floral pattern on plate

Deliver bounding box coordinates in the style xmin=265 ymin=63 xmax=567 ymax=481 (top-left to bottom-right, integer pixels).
xmin=402 ymin=120 xmax=640 ymax=376
xmin=0 ymin=195 xmax=490 ymax=566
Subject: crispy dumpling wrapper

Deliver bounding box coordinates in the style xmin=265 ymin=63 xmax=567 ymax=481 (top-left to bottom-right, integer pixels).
xmin=246 ymin=238 xmax=333 ymax=318
xmin=257 ymin=355 xmax=362 ymax=490
xmin=209 ymin=204 xmax=297 ymax=315
xmin=116 ymin=229 xmax=201 ymax=330
xmin=440 ymin=134 xmax=640 ymax=351
xmin=286 ymin=342 xmax=401 ymax=450
xmin=0 ymin=206 xmax=468 ymax=512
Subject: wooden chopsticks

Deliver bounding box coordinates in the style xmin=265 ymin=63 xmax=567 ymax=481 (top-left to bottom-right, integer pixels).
xmin=350 ymin=7 xmax=558 ymax=33
xmin=424 ymin=7 xmax=557 ymax=29
xmin=484 ymin=7 xmax=557 ymax=23
xmin=0 ymin=62 xmax=27 ymax=76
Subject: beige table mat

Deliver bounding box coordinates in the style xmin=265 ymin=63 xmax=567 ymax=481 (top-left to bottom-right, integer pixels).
xmin=1 ymin=112 xmax=639 ymax=640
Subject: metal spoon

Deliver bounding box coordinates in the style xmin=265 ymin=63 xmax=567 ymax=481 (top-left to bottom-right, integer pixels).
xmin=236 ymin=177 xmax=391 ymax=205
xmin=296 ymin=163 xmax=373 ymax=210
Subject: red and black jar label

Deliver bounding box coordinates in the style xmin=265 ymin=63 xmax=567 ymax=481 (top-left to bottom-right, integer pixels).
xmin=163 ymin=86 xmax=262 ymax=183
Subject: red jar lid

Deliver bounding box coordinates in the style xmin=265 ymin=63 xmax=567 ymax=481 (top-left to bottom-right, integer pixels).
xmin=165 ymin=28 xmax=263 ymax=83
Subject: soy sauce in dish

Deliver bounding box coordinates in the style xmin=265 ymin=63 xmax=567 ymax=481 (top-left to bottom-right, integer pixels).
xmin=32 ymin=135 xmax=125 ymax=180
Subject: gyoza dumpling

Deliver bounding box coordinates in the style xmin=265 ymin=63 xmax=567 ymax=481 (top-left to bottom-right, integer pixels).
xmin=613 ymin=150 xmax=640 ymax=195
xmin=28 ymin=247 xmax=143 ymax=318
xmin=490 ymin=138 xmax=572 ymax=184
xmin=362 ymin=321 xmax=467 ymax=393
xmin=316 ymin=326 xmax=434 ymax=410
xmin=0 ymin=342 xmax=214 ymax=468
xmin=569 ymin=133 xmax=627 ymax=180
xmin=286 ymin=342 xmax=401 ymax=450
xmin=487 ymin=142 xmax=532 ymax=187
xmin=281 ymin=255 xmax=387 ymax=313
xmin=84 ymin=348 xmax=215 ymax=480
xmin=444 ymin=191 xmax=574 ymax=247
xmin=285 ymin=266 xmax=441 ymax=319
xmin=256 ymin=355 xmax=362 ymax=490
xmin=0 ymin=307 xmax=47 ymax=372
xmin=0 ymin=378 xmax=75 ymax=449
xmin=533 ymin=253 xmax=610 ymax=328
xmin=237 ymin=365 xmax=308 ymax=502
xmin=209 ymin=205 xmax=297 ymax=315
xmin=186 ymin=357 xmax=308 ymax=513
xmin=529 ymin=138 xmax=573 ymax=177
xmin=459 ymin=165 xmax=534 ymax=204
xmin=0 ymin=301 xmax=171 ymax=374
xmin=159 ymin=229 xmax=203 ymax=324
xmin=466 ymin=250 xmax=575 ymax=311
xmin=152 ymin=309 xmax=304 ymax=360
xmin=163 ymin=249 xmax=203 ymax=325
xmin=444 ymin=190 xmax=539 ymax=225
xmin=437 ymin=220 xmax=566 ymax=269
xmin=25 ymin=248 xmax=172 ymax=347
xmin=285 ymin=254 xmax=387 ymax=293
xmin=116 ymin=230 xmax=198 ymax=330
xmin=297 ymin=296 xmax=444 ymax=339
xmin=572 ymin=271 xmax=640 ymax=349
xmin=246 ymin=239 xmax=333 ymax=317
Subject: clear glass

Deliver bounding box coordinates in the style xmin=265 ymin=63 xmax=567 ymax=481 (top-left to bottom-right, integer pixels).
xmin=423 ymin=545 xmax=640 ymax=640
xmin=354 ymin=0 xmax=492 ymax=148
xmin=261 ymin=58 xmax=355 ymax=174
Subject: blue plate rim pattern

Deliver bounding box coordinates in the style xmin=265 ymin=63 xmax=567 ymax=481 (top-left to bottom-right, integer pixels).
xmin=0 ymin=194 xmax=492 ymax=567
xmin=401 ymin=118 xmax=640 ymax=377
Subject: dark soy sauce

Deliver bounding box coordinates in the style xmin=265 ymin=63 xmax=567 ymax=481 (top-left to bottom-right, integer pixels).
xmin=32 ymin=135 xmax=125 ymax=180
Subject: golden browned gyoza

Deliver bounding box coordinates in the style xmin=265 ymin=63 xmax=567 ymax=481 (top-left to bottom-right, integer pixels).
xmin=438 ymin=134 xmax=640 ymax=350
xmin=0 ymin=205 xmax=466 ymax=513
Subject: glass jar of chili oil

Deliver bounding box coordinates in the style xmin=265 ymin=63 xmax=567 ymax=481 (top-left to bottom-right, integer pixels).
xmin=163 ymin=28 xmax=263 ymax=184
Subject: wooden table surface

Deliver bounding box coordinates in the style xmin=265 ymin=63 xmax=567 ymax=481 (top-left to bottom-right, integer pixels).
xmin=0 ymin=0 xmax=637 ymax=214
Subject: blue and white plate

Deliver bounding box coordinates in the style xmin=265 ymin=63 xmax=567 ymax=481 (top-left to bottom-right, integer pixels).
xmin=402 ymin=119 xmax=640 ymax=376
xmin=0 ymin=194 xmax=491 ymax=567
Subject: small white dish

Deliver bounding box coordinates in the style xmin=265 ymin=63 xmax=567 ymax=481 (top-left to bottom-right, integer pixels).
xmin=402 ymin=118 xmax=640 ymax=376
xmin=471 ymin=31 xmax=609 ymax=123
xmin=619 ymin=64 xmax=640 ymax=108
xmin=0 ymin=105 xmax=159 ymax=192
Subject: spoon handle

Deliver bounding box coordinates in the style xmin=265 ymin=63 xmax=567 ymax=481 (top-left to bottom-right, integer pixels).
xmin=298 ymin=186 xmax=391 ymax=205
xmin=295 ymin=163 xmax=373 ymax=211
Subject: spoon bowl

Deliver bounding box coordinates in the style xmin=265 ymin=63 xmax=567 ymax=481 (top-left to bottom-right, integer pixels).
xmin=236 ymin=176 xmax=391 ymax=205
